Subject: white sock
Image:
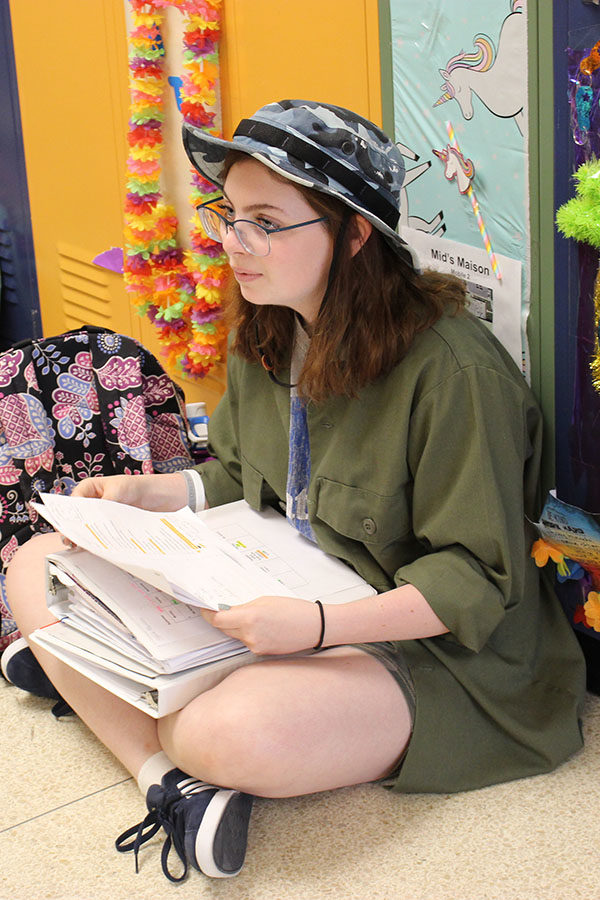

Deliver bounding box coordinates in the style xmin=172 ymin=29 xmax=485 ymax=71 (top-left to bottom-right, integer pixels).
xmin=136 ymin=751 xmax=175 ymax=796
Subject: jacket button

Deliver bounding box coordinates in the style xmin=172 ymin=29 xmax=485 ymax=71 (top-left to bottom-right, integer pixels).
xmin=362 ymin=517 xmax=377 ymax=535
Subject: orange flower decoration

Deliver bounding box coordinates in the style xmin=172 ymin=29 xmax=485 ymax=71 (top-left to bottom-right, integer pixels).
xmin=124 ymin=0 xmax=227 ymax=380
xmin=531 ymin=539 xmax=565 ymax=568
xmin=583 ymin=592 xmax=600 ymax=633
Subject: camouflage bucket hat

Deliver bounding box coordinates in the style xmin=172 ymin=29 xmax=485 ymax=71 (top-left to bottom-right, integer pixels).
xmin=182 ymin=99 xmax=417 ymax=271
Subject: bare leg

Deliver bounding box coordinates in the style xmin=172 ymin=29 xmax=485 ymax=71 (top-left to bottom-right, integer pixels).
xmin=7 ymin=533 xmax=412 ymax=796
xmin=6 ymin=532 xmax=161 ymax=777
xmin=157 ymin=648 xmax=412 ymax=797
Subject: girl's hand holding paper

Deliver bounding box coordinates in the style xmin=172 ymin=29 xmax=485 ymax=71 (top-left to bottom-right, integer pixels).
xmin=201 ymin=595 xmax=324 ymax=656
xmin=71 ymin=472 xmax=189 ymax=512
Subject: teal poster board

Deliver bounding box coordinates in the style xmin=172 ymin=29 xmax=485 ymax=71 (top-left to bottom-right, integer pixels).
xmin=390 ymin=0 xmax=528 ymax=365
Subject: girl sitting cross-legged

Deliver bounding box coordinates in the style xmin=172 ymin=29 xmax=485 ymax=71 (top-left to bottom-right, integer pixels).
xmin=5 ymin=99 xmax=586 ymax=883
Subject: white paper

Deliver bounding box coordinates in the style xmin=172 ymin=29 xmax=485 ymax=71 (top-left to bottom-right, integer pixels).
xmin=33 ymin=494 xmax=294 ymax=610
xmin=33 ymin=495 xmax=375 ymax=610
xmin=400 ymin=227 xmax=525 ymax=374
xmin=200 ymin=501 xmax=375 ymax=603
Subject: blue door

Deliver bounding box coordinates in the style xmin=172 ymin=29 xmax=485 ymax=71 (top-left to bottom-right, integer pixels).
xmin=553 ymin=0 xmax=600 ymax=687
xmin=0 ymin=0 xmax=41 ymax=349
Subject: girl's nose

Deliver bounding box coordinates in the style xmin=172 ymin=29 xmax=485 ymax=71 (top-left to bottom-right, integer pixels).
xmin=221 ymin=223 xmax=246 ymax=255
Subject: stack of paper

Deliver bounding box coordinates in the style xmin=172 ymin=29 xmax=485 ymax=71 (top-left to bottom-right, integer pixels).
xmin=29 ymin=496 xmax=375 ymax=717
xmin=46 ymin=550 xmax=247 ymax=674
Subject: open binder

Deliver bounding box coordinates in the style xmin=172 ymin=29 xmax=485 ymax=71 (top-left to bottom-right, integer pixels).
xmin=30 ymin=496 xmax=375 ymax=716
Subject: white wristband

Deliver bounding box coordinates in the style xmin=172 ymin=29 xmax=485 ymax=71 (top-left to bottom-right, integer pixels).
xmin=182 ymin=468 xmax=206 ymax=512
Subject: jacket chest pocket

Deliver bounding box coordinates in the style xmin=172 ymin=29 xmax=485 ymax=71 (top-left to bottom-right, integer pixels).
xmin=313 ymin=477 xmax=412 ymax=547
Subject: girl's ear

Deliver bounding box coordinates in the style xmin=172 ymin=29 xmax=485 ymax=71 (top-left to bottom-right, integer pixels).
xmin=349 ymin=214 xmax=373 ymax=257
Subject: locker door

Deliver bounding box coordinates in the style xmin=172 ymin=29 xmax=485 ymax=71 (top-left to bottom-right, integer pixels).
xmin=220 ymin=0 xmax=383 ymax=134
xmin=8 ymin=0 xmax=137 ymax=341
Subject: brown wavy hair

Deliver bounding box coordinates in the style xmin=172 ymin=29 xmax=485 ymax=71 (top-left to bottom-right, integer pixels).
xmin=221 ymin=152 xmax=467 ymax=403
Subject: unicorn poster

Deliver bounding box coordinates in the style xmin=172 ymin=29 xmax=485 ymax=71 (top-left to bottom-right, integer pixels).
xmin=433 ymin=2 xmax=526 ymax=136
xmin=390 ymin=0 xmax=528 ymax=360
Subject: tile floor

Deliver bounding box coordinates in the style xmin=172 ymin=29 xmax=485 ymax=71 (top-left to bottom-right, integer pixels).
xmin=2 ymin=676 xmax=600 ymax=900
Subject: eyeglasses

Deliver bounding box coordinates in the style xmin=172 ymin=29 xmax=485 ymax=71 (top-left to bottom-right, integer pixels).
xmin=196 ymin=197 xmax=327 ymax=257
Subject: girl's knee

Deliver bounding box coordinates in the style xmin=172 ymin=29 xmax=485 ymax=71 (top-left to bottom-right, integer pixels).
xmin=158 ymin=668 xmax=287 ymax=791
xmin=6 ymin=532 xmax=63 ymax=620
xmin=7 ymin=531 xmax=61 ymax=571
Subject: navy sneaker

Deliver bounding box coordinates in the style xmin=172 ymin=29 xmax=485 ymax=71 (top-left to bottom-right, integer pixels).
xmin=1 ymin=636 xmax=61 ymax=699
xmin=1 ymin=636 xmax=73 ymax=717
xmin=115 ymin=768 xmax=253 ymax=881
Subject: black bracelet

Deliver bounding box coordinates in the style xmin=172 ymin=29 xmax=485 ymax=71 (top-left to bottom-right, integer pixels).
xmin=313 ymin=600 xmax=326 ymax=650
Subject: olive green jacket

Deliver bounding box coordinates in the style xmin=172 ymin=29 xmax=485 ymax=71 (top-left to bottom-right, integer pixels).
xmin=196 ymin=312 xmax=586 ymax=793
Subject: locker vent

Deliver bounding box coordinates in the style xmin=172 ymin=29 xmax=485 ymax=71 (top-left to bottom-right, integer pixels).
xmin=57 ymin=242 xmax=113 ymax=331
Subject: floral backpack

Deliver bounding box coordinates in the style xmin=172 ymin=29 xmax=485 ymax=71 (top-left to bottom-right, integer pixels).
xmin=0 ymin=326 xmax=198 ymax=651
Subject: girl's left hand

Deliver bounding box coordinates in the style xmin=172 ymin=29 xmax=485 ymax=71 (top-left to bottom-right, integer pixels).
xmin=201 ymin=595 xmax=323 ymax=656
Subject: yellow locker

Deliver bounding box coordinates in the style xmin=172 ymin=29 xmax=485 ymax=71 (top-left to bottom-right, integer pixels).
xmin=8 ymin=2 xmax=132 ymax=338
xmin=9 ymin=0 xmax=382 ymax=413
xmin=221 ymin=0 xmax=383 ymax=132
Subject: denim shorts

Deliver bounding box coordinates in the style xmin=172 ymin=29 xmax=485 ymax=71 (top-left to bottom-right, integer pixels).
xmin=323 ymin=640 xmax=416 ymax=783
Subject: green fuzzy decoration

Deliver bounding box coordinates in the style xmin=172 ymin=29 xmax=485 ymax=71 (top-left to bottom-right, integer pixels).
xmin=556 ymin=158 xmax=600 ymax=248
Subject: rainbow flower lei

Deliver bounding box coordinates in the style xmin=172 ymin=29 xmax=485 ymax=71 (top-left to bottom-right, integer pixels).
xmin=125 ymin=0 xmax=228 ymax=378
